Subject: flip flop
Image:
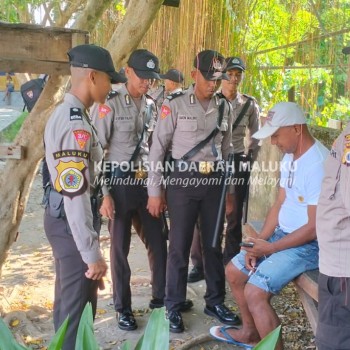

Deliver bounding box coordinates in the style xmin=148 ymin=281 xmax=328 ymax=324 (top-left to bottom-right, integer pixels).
xmin=209 ymin=325 xmax=254 ymax=349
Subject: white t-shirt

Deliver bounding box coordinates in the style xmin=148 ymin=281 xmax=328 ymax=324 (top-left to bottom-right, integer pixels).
xmin=278 ymin=140 xmax=329 ymax=233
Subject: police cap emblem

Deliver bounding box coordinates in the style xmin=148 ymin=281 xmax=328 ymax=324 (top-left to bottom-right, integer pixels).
xmin=146 ymin=59 xmax=156 ymax=69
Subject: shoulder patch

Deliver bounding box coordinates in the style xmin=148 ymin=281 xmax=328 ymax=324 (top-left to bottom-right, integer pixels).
xmin=166 ymin=91 xmax=184 ymax=101
xmin=53 ymin=150 xmax=89 ymax=160
xmin=98 ymin=104 xmax=111 ymax=119
xmin=161 ymin=105 xmax=171 ymax=119
xmin=73 ymin=129 xmax=91 ymax=149
xmin=54 ymin=160 xmax=88 ymax=198
xmin=107 ymin=90 xmax=118 ymax=100
xmin=70 ymin=108 xmax=83 ymax=121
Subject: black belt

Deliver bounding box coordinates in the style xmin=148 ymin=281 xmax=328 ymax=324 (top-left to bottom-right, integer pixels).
xmin=173 ymin=159 xmax=221 ymax=175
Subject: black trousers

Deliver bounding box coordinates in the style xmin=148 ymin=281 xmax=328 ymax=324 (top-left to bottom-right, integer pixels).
xmin=165 ymin=169 xmax=225 ymax=311
xmin=109 ymin=182 xmax=167 ymax=312
xmin=190 ymin=153 xmax=251 ymax=267
xmin=44 ymin=209 xmax=100 ymax=350
xmin=316 ymin=273 xmax=350 ymax=350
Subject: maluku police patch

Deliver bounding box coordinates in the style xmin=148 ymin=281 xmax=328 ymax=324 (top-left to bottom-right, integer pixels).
xmin=54 ymin=160 xmax=88 ymax=198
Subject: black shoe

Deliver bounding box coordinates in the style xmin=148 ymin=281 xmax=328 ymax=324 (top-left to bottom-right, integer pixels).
xmin=149 ymin=298 xmax=194 ymax=312
xmin=204 ymin=304 xmax=240 ymax=326
xmin=117 ymin=309 xmax=138 ymax=331
xmin=167 ymin=310 xmax=184 ymax=333
xmin=149 ymin=298 xmax=164 ymax=309
xmin=179 ymin=299 xmax=193 ymax=312
xmin=187 ymin=266 xmax=204 ymax=283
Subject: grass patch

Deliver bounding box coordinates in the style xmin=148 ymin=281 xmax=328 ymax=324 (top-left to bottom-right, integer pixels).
xmin=0 ymin=112 xmax=28 ymax=142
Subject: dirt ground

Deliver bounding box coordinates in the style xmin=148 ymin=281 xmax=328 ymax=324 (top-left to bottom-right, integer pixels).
xmin=0 ymin=170 xmax=316 ymax=349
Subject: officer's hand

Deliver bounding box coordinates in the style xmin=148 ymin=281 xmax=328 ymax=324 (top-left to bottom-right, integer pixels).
xmin=100 ymin=194 xmax=115 ymax=220
xmin=86 ymin=258 xmax=108 ymax=280
xmin=147 ymin=196 xmax=165 ymax=218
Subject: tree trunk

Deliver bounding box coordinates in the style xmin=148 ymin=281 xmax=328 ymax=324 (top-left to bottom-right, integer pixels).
xmin=107 ymin=0 xmax=164 ymax=67
xmin=0 ymin=75 xmax=68 ymax=273
xmin=73 ymin=0 xmax=113 ymax=32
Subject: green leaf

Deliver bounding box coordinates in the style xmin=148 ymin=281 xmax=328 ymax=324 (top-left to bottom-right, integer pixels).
xmin=134 ymin=334 xmax=144 ymax=350
xmin=136 ymin=307 xmax=169 ymax=350
xmin=254 ymin=325 xmax=281 ymax=350
xmin=0 ymin=317 xmax=28 ymax=350
xmin=74 ymin=303 xmax=99 ymax=350
xmin=47 ymin=316 xmax=69 ymax=350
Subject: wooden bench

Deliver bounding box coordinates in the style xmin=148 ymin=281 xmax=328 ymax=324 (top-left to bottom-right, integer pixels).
xmin=245 ymin=221 xmax=319 ymax=335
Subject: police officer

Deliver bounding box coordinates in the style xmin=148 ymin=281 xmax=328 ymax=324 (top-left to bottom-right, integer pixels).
xmin=147 ymin=50 xmax=240 ymax=332
xmin=188 ymin=56 xmax=261 ymax=283
xmin=315 ymin=45 xmax=350 ymax=350
xmin=159 ymin=68 xmax=184 ymax=96
xmin=91 ymin=49 xmax=191 ymax=331
xmin=44 ymin=44 xmax=123 ymax=349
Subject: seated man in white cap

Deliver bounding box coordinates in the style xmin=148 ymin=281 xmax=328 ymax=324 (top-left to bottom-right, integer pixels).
xmin=210 ymin=102 xmax=329 ymax=349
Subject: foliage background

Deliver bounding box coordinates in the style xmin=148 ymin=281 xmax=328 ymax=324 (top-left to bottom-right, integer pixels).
xmin=1 ymin=0 xmax=350 ymax=125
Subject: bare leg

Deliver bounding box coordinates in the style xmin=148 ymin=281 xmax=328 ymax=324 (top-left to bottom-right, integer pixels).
xmin=215 ymin=262 xmax=260 ymax=345
xmin=245 ymin=284 xmax=283 ymax=350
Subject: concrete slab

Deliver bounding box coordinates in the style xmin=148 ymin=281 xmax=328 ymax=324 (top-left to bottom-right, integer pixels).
xmin=0 ymin=91 xmax=25 ymax=133
xmin=0 ymin=108 xmax=22 ymax=132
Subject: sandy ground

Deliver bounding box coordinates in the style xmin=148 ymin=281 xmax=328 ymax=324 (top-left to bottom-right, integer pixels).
xmin=0 ymin=170 xmax=316 ymax=349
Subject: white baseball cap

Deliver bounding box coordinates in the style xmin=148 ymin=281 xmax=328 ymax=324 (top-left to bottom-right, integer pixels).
xmin=253 ymin=102 xmax=307 ymax=139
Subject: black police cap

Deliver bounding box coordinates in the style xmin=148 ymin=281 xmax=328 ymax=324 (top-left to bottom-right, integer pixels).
xmin=225 ymin=56 xmax=246 ymax=71
xmin=67 ymin=44 xmax=127 ymax=84
xmin=159 ymin=69 xmax=184 ymax=83
xmin=127 ymin=49 xmax=160 ymax=80
xmin=193 ymin=50 xmax=228 ymax=81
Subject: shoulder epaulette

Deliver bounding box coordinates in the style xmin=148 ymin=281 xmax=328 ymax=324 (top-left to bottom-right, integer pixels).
xmin=70 ymin=107 xmax=83 ymax=121
xmin=145 ymin=93 xmax=156 ymax=103
xmin=166 ymin=91 xmax=185 ymax=101
xmin=215 ymin=92 xmax=230 ymax=103
xmin=215 ymin=92 xmax=231 ymax=110
xmin=107 ymin=90 xmax=119 ymax=100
